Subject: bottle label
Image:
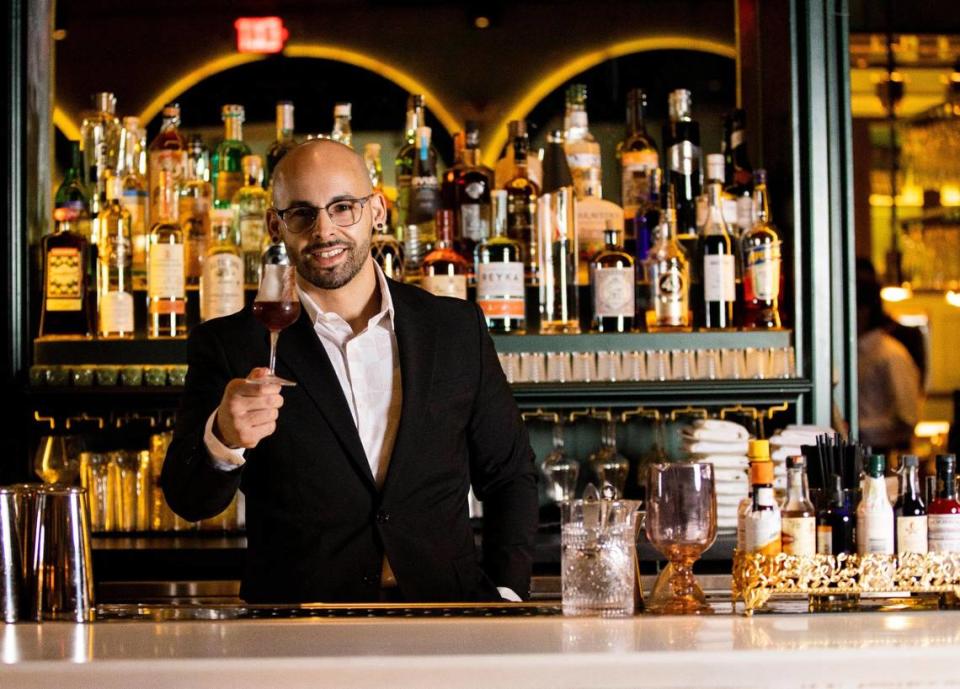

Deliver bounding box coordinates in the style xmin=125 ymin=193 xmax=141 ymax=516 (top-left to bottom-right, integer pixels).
xmin=745 ymin=509 xmax=782 ymax=556
xmin=703 ymin=254 xmax=735 ymax=303
xmin=45 ymin=247 xmax=84 ymax=311
xmin=421 ymin=274 xmax=467 ymax=300
xmin=816 ymin=525 xmax=833 ymax=554
xmin=201 ymin=253 xmax=244 ymax=321
xmin=743 ymin=243 xmax=781 ymax=302
xmin=99 ymin=291 xmax=134 ymax=334
xmin=216 ymin=171 xmax=244 ymax=205
xmin=668 ymin=141 xmax=701 ymax=177
xmin=149 ymin=150 xmax=186 ymax=221
xmin=782 ymin=516 xmax=816 ymax=556
xmin=576 ymin=199 xmax=624 ymax=279
xmin=477 ymin=262 xmax=525 ymax=318
xmin=736 ymin=196 xmax=755 ymax=232
xmin=621 ymin=150 xmax=659 ymax=216
xmin=722 ymin=198 xmax=739 ymax=229
xmin=102 ymin=230 xmax=132 ymax=268
xmin=927 ymin=514 xmax=960 ymax=553
xmin=649 ymin=261 xmax=687 ymax=326
xmin=896 ymin=515 xmax=929 ymax=554
xmin=460 ymin=203 xmax=490 ymax=242
xmin=410 ymin=176 xmax=439 ymax=224
xmin=593 ymin=266 xmax=635 ymax=317
xmin=857 ymin=511 xmax=894 ymax=555
xmin=239 ymin=216 xmax=264 ymax=252
xmin=148 ymin=243 xmax=186 ymax=299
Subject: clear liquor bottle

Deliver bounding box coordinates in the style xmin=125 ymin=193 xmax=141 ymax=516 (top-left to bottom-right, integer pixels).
xmin=537 ymin=131 xmax=580 ymax=334
xmin=856 ymin=454 xmax=894 ymax=555
xmin=590 ymin=227 xmax=635 ymax=333
xmin=618 ymin=88 xmax=659 ymax=236
xmin=147 ymin=103 xmax=187 ymax=245
xmin=406 ymin=125 xmax=440 ymax=270
xmin=212 ymin=104 xmax=251 ymax=209
xmin=97 ymin=176 xmax=135 ymax=338
xmin=147 ymin=167 xmax=187 ymax=339
xmin=178 ymin=136 xmax=213 ymax=288
xmin=662 ymin=89 xmax=702 ymax=256
xmin=456 ymin=123 xmax=494 ymax=257
xmin=54 ymin=141 xmax=92 ymax=240
xmin=371 ymin=224 xmax=404 ymax=282
xmin=40 ymin=210 xmax=94 ymax=338
xmin=330 ymin=102 xmax=352 ymax=148
xmin=894 ymin=455 xmax=928 ymax=554
xmin=118 ymin=117 xmax=149 ymax=290
xmin=233 ymin=155 xmax=270 ymax=287
xmin=80 ymin=91 xmax=122 ymax=215
xmin=741 ymin=169 xmax=782 ymax=328
xmin=698 ymin=154 xmax=737 ymax=330
xmin=420 ymin=209 xmax=468 ymax=299
xmin=475 ymin=190 xmax=525 ymax=333
xmin=928 ymin=454 xmax=960 ymax=553
xmin=645 ymin=196 xmax=691 ymax=332
xmin=724 ymin=108 xmax=755 ymax=238
xmin=266 ymin=101 xmax=296 ymax=186
xmin=200 ymin=209 xmax=244 ymax=322
xmin=563 ymin=83 xmax=602 ymax=200
xmin=781 ymin=455 xmax=816 ymax=556
xmin=505 ymin=133 xmax=539 ymax=282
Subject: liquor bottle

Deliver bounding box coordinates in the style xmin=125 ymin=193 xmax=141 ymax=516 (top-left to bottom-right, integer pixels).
xmin=364 ymin=142 xmax=384 ymax=190
xmin=395 ymin=95 xmax=439 ymax=234
xmin=40 ymin=210 xmax=94 ymax=338
xmin=494 ymin=120 xmax=543 ymax=191
xmin=475 ymin=190 xmax=525 ymax=333
xmin=928 ymin=454 xmax=960 ymax=553
xmin=201 ymin=209 xmax=244 ymax=322
xmin=724 ymin=108 xmax=755 ymax=238
xmin=233 ymin=155 xmax=269 ymax=287
xmin=894 ymin=454 xmax=928 ymax=555
xmin=456 ymin=123 xmax=494 ymax=256
xmin=505 ymin=133 xmax=539 ymax=282
xmin=576 ymin=194 xmax=624 ymax=286
xmin=741 ymin=169 xmax=783 ymax=328
xmin=590 ymin=227 xmax=635 ymax=333
xmin=178 ymin=136 xmax=213 ymax=288
xmin=420 ymin=210 xmax=468 ymax=299
xmin=745 ymin=457 xmax=782 ymax=556
xmin=266 ymin=101 xmax=296 ymax=186
xmin=662 ymin=89 xmax=701 ymax=256
xmin=698 ymin=154 xmax=737 ymax=330
xmin=818 ymin=473 xmax=855 ymax=555
xmin=54 ymin=141 xmax=92 ymax=240
xmin=737 ymin=439 xmax=769 ymax=551
xmin=371 ymin=222 xmax=404 ymax=282
xmin=781 ymin=455 xmax=816 ymax=556
xmin=80 ymin=91 xmax=122 ymax=215
xmin=589 ymin=420 xmax=629 ymax=497
xmin=330 ymin=102 xmax=352 ymax=148
xmin=97 ymin=176 xmax=135 ymax=338
xmin=212 ymin=105 xmax=251 ymax=209
xmin=856 ymin=454 xmax=894 ymax=555
xmin=563 ymin=84 xmax=602 ymax=200
xmin=537 ymin=131 xmax=580 ymax=334
xmin=441 ymin=131 xmax=466 ymax=216
xmin=645 ymin=197 xmax=691 ymax=331
xmin=118 ymin=117 xmax=149 ymax=290
xmin=618 ymin=88 xmax=659 ymax=240
xmin=406 ymin=125 xmax=441 ymax=272
xmin=147 ymin=164 xmax=187 ymax=338
xmin=147 ymin=103 xmax=187 ymax=247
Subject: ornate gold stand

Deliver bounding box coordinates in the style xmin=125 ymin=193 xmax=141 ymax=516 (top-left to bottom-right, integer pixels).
xmin=732 ymin=551 xmax=960 ymax=615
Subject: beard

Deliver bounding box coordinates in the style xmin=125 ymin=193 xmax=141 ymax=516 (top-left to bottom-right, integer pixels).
xmin=293 ymin=232 xmax=371 ymax=290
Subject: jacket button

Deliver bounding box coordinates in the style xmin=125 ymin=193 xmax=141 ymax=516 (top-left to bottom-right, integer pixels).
xmin=376 ymin=510 xmax=390 ymax=524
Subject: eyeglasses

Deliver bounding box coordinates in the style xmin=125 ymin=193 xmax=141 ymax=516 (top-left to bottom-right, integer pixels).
xmin=274 ymin=195 xmax=374 ymax=233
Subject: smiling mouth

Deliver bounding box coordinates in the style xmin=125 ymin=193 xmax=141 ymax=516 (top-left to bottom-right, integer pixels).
xmin=307 ymin=245 xmax=349 ymax=262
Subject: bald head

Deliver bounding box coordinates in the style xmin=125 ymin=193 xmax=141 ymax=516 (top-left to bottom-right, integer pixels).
xmin=271 ymin=139 xmax=372 ymax=209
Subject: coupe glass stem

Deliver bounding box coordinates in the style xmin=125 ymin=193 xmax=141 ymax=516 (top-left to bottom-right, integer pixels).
xmin=268 ymin=330 xmax=279 ymax=376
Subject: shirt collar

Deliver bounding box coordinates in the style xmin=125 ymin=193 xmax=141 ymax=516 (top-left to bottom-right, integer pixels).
xmin=296 ymin=261 xmax=395 ymax=332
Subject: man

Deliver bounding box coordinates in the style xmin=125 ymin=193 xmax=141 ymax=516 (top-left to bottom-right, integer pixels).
xmin=161 ymin=140 xmax=538 ymax=603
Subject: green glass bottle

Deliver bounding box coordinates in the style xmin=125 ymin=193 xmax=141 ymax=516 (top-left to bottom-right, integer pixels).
xmin=212 ymin=104 xmax=251 ymax=210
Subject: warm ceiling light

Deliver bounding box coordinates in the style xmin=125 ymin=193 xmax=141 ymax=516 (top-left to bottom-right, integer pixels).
xmin=914 ymin=421 xmax=950 ymax=438
xmin=880 ymin=285 xmax=912 ymax=302
xmin=474 ymin=15 xmax=491 ymax=29
xmin=946 ymin=291 xmax=960 ymax=307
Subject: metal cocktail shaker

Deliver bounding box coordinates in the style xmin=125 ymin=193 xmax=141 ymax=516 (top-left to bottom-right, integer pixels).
xmin=0 ymin=487 xmax=22 ymax=622
xmin=10 ymin=484 xmax=40 ymax=619
xmin=33 ymin=486 xmax=95 ymax=622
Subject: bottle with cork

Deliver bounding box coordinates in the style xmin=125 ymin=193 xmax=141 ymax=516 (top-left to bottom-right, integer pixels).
xmin=743 ymin=440 xmax=782 ymax=556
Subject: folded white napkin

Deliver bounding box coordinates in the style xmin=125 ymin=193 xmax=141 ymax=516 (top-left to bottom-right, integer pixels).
xmin=683 ymin=419 xmax=751 ymax=442
xmin=772 ymin=447 xmax=803 ymax=462
xmin=683 ymin=439 xmax=750 ymax=454
xmin=688 ymin=453 xmax=748 ymax=467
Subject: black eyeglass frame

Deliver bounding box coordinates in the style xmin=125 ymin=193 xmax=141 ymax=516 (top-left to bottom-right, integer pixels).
xmin=273 ymin=194 xmax=375 ymax=232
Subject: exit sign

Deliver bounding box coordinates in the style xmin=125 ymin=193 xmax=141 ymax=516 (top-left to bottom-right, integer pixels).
xmin=234 ymin=17 xmax=289 ymax=54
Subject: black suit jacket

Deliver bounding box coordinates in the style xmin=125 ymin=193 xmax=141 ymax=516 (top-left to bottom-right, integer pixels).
xmin=160 ymin=279 xmax=538 ymax=603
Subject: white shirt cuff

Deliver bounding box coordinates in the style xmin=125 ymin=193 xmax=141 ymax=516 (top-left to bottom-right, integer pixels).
xmin=497 ymin=587 xmax=522 ymax=602
xmin=203 ymin=409 xmax=247 ymax=470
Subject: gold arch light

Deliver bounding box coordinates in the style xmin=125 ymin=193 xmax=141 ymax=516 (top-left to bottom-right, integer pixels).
xmin=53 ymin=106 xmax=81 ymax=140
xmin=136 ymin=44 xmax=461 ymax=137
xmin=481 ymin=36 xmax=737 ymax=166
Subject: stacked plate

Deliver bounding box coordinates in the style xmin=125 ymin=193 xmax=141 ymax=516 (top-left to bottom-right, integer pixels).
xmin=681 ymin=419 xmax=752 ymax=531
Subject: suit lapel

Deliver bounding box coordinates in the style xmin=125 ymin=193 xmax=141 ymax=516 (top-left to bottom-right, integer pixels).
xmin=382 ymin=281 xmax=436 ymax=495
xmin=274 ymin=309 xmax=376 ymax=489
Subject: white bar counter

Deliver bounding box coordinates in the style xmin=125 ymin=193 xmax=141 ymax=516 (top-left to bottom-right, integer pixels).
xmin=2 ymin=609 xmax=960 ymax=689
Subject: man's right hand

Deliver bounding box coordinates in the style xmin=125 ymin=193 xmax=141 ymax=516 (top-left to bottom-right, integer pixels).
xmin=213 ymin=368 xmax=285 ymax=449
